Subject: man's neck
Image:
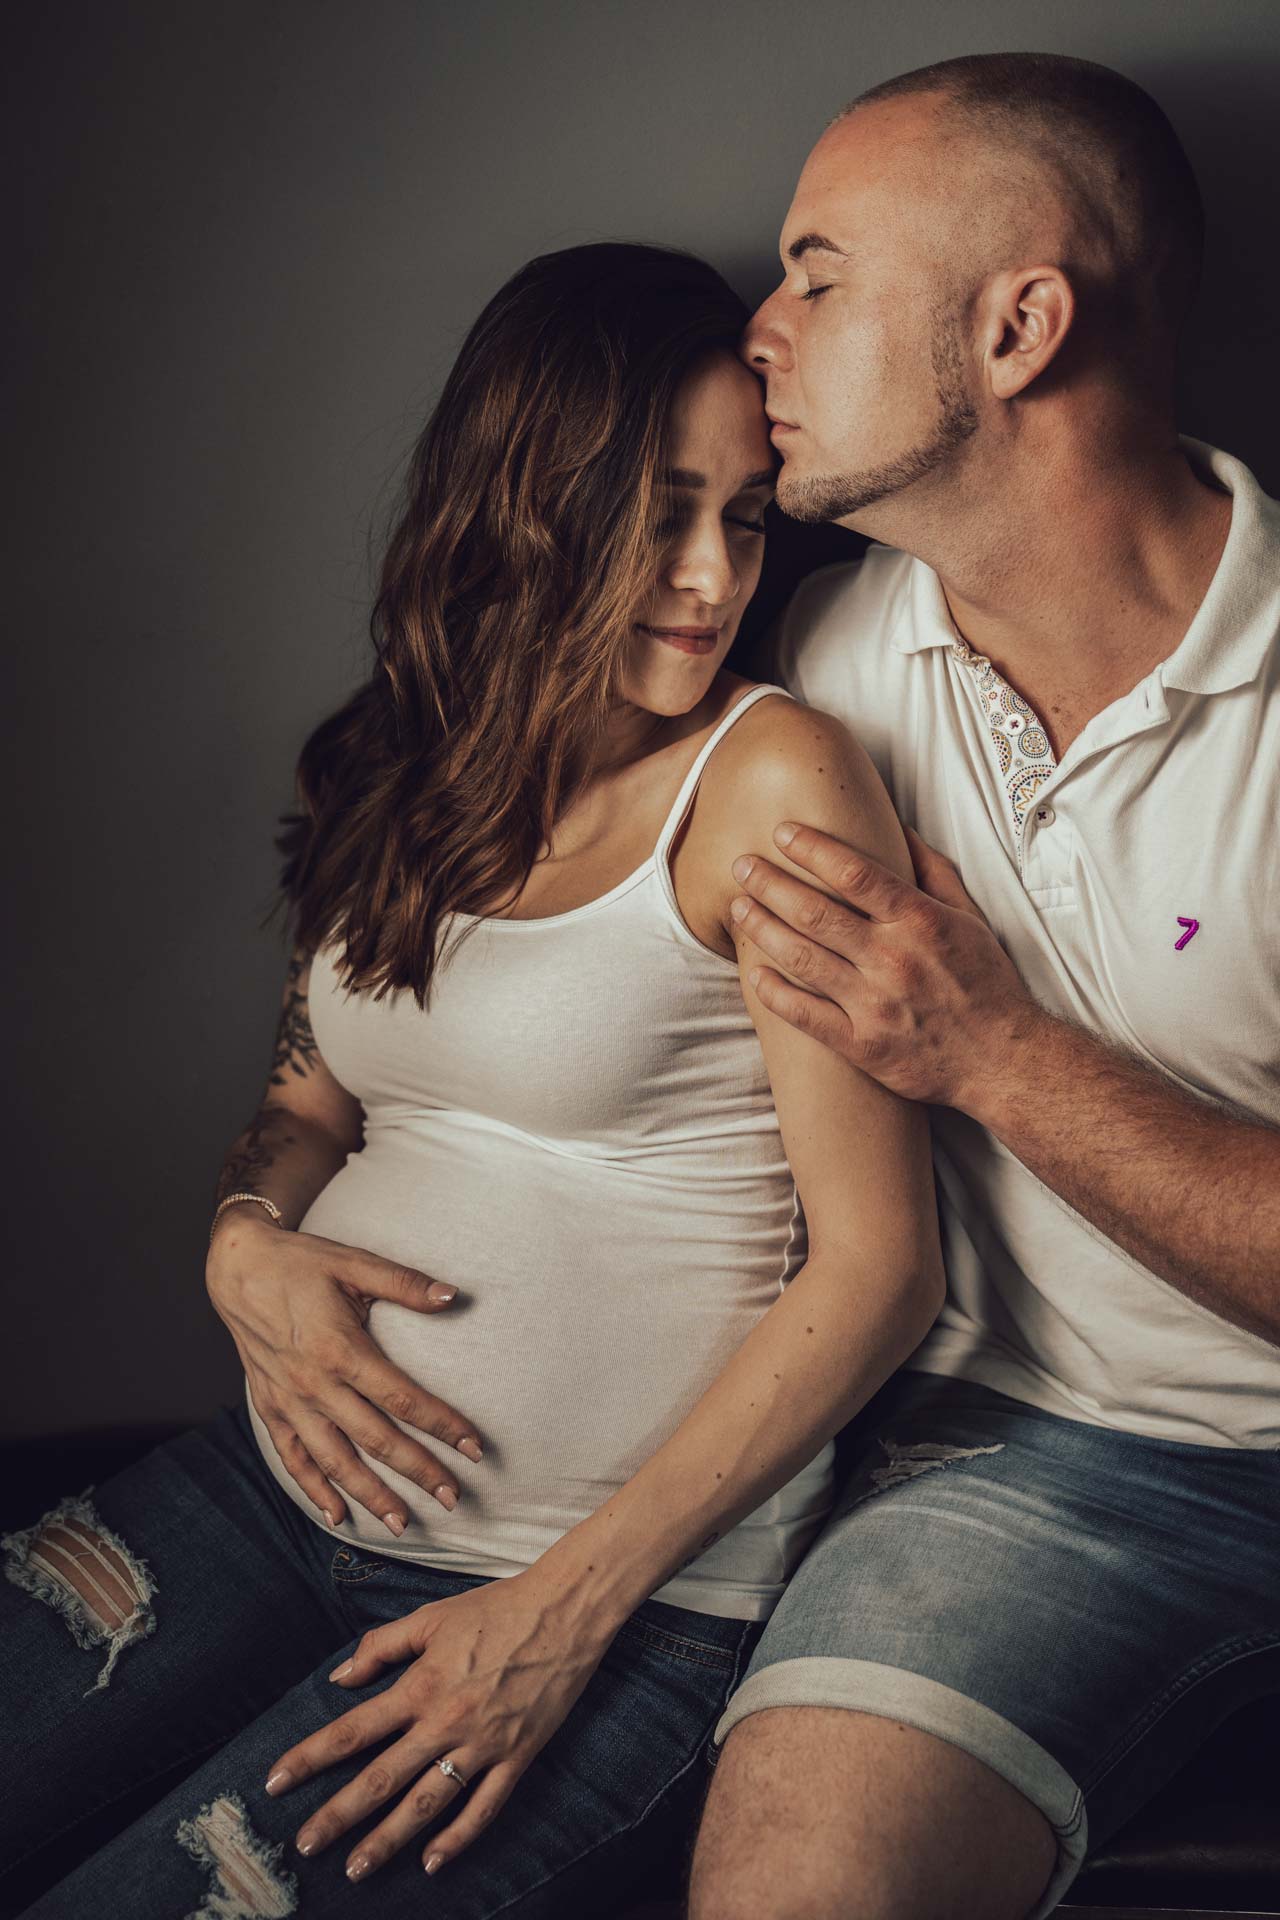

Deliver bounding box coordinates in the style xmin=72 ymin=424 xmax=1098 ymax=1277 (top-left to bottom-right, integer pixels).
xmin=858 ymin=417 xmax=1234 ymax=756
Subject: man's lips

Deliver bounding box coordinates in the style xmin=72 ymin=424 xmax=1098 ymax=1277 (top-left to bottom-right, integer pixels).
xmin=768 ymin=415 xmax=799 ymax=437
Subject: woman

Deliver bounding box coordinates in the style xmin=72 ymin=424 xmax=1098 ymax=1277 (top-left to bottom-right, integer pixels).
xmin=1 ymin=244 xmax=944 ymax=1919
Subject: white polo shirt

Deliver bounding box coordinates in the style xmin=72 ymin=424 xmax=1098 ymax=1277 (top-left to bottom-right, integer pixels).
xmin=777 ymin=438 xmax=1280 ymax=1449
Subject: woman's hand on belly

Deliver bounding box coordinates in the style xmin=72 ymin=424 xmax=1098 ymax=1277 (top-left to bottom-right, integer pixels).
xmin=262 ymin=1560 xmax=619 ymax=1883
xmin=207 ymin=1210 xmax=486 ymax=1534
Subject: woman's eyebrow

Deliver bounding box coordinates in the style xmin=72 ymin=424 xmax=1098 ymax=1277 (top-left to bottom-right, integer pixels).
xmin=662 ymin=468 xmax=775 ymax=490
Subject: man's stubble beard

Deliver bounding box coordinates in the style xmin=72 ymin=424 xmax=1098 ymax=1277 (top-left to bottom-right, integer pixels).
xmin=778 ymin=306 xmax=979 ymax=524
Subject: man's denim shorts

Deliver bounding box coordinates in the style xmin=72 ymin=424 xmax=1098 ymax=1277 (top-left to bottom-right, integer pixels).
xmin=710 ymin=1366 xmax=1280 ymax=1918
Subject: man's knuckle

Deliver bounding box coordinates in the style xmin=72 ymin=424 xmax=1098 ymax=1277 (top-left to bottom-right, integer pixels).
xmin=912 ymin=895 xmax=943 ymax=935
xmin=799 ymin=894 xmax=838 ymax=939
xmin=836 ymin=855 xmax=869 ymax=896
xmin=786 ymin=939 xmax=815 ymax=980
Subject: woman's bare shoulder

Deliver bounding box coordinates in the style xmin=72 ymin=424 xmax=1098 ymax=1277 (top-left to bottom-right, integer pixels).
xmin=698 ymin=687 xmax=911 ymax=890
xmin=714 ymin=685 xmax=883 ymax=806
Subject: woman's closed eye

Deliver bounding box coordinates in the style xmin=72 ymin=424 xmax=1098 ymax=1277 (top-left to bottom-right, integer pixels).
xmin=656 ymin=512 xmax=768 ymax=540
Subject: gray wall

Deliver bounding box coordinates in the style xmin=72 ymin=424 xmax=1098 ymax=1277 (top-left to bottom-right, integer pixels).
xmin=6 ymin=0 xmax=1278 ymax=1438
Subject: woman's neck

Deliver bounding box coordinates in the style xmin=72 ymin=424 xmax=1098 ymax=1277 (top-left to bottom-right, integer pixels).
xmin=583 ymin=700 xmax=673 ymax=783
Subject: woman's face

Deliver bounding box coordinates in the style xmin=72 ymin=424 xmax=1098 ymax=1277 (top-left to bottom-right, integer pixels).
xmin=621 ymin=348 xmax=776 ymax=716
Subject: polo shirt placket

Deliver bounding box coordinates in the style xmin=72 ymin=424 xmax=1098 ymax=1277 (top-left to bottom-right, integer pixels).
xmin=943 ymin=631 xmax=1179 ymax=906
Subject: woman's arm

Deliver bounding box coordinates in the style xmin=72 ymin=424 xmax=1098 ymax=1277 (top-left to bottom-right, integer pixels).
xmin=535 ymin=698 xmax=946 ymax=1628
xmin=209 ymin=947 xmax=364 ymax=1234
xmin=206 ymin=946 xmax=485 ymax=1530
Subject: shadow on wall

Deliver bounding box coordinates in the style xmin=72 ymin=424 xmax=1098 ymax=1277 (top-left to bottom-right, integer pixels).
xmin=1151 ymin=54 xmax=1280 ymax=490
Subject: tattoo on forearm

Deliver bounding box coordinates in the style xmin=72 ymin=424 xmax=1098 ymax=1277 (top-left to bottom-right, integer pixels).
xmin=270 ymin=951 xmax=319 ymax=1086
xmin=215 ymin=1104 xmax=297 ymax=1205
xmin=676 ymin=1530 xmax=722 ymax=1573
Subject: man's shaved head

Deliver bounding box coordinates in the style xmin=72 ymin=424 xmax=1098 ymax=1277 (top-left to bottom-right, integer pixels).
xmin=837 ymin=52 xmax=1204 ymax=358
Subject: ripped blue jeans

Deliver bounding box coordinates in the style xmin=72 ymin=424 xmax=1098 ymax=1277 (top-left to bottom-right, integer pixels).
xmin=0 ymin=1395 xmax=762 ymax=1919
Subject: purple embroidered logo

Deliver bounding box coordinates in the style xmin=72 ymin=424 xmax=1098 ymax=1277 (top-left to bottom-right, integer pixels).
xmin=1174 ymin=917 xmax=1200 ymax=951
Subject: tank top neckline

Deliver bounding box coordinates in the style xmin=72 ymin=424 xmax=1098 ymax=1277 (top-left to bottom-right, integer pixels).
xmin=448 ymin=682 xmax=788 ymax=932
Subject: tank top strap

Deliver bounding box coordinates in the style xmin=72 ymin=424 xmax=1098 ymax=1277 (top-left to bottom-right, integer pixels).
xmin=653 ymin=682 xmax=792 ymax=865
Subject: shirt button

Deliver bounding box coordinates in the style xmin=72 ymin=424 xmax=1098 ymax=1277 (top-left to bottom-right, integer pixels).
xmin=1034 ymin=805 xmax=1056 ymax=826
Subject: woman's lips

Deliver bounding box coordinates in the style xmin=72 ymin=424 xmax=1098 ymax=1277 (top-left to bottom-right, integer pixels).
xmin=641 ymin=626 xmax=720 ymax=656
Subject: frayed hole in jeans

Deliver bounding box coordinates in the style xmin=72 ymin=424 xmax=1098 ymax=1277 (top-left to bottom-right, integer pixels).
xmin=1 ymin=1486 xmax=159 ymax=1694
xmin=174 ymin=1790 xmax=299 ymax=1918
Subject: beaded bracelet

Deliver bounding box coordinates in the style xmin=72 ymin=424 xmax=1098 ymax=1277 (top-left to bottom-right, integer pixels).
xmin=208 ymin=1191 xmax=284 ymax=1249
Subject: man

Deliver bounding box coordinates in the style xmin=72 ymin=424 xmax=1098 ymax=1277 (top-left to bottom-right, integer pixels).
xmin=687 ymin=51 xmax=1280 ymax=1920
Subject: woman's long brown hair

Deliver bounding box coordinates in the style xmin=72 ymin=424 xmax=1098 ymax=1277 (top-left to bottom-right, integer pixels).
xmin=270 ymin=243 xmax=750 ymax=1008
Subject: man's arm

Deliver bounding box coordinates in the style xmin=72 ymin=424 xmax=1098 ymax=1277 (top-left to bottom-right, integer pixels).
xmin=728 ymin=821 xmax=1280 ymax=1348
xmin=965 ymin=1001 xmax=1280 ymax=1346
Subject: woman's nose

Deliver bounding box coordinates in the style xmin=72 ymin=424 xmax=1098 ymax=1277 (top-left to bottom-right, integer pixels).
xmin=667 ymin=533 xmax=739 ymax=606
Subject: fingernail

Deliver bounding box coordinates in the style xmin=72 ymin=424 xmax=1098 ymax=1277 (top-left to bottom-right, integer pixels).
xmin=296 ymin=1833 xmax=317 ymax=1857
xmin=434 ymin=1484 xmax=458 ymax=1512
xmin=456 ymin=1436 xmax=483 ymax=1462
xmin=774 ymin=821 xmax=797 ymax=847
xmin=346 ymin=1854 xmax=371 ymax=1882
xmin=384 ymin=1512 xmax=406 ymax=1537
xmin=329 ymin=1658 xmax=354 ymax=1681
xmin=321 ymin=1508 xmax=336 ymax=1528
xmin=731 ymin=855 xmax=754 ymax=882
xmin=730 ymin=896 xmax=749 ymax=922
xmin=265 ymin=1768 xmax=293 ymax=1795
xmin=748 ymin=968 xmax=761 ymax=989
xmin=425 ymin=1854 xmax=444 ymax=1875
xmin=429 ymin=1283 xmax=457 ymax=1303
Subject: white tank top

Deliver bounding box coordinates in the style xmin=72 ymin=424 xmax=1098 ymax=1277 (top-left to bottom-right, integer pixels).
xmin=245 ymin=683 xmax=836 ymax=1619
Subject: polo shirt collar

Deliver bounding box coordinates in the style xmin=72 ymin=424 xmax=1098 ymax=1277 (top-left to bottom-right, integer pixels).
xmin=1160 ymin=438 xmax=1279 ymax=694
xmin=887 ymin=437 xmax=1280 ymax=696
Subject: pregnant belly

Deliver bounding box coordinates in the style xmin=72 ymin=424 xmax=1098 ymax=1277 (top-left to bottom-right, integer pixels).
xmin=285 ymin=1122 xmax=802 ymax=1567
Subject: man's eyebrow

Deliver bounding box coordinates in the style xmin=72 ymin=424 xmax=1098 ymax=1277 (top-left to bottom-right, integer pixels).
xmin=785 ymin=231 xmax=850 ymax=262
xmin=663 ymin=468 xmax=776 ymax=490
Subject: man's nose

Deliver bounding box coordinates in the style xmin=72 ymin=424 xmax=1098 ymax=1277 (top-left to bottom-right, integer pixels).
xmin=741 ymin=298 xmax=787 ymax=372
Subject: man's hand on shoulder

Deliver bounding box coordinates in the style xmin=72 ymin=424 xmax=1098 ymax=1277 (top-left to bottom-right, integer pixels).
xmin=718 ymin=699 xmax=1040 ymax=1110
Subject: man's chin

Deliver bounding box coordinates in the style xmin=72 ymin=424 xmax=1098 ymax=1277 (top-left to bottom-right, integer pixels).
xmin=776 ymin=465 xmax=864 ymax=525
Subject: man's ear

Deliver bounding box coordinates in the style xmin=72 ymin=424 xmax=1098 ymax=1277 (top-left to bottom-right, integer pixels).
xmin=979 ymin=265 xmax=1075 ymax=401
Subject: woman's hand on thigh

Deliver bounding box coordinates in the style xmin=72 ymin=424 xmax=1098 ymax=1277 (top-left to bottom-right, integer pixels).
xmin=207 ymin=1212 xmax=485 ymax=1535
xmin=262 ymin=1563 xmax=618 ymax=1883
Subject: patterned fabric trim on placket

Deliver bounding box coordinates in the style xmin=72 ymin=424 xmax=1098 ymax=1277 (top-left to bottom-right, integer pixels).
xmin=949 ymin=635 xmax=1058 ymax=843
